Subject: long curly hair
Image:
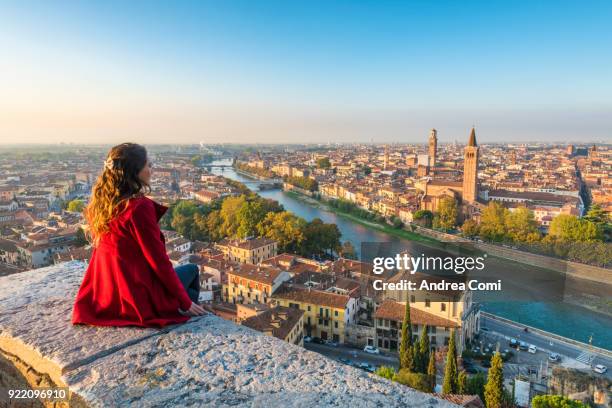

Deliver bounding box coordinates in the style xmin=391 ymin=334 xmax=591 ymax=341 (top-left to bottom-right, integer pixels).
xmin=85 ymin=143 xmax=150 ymax=246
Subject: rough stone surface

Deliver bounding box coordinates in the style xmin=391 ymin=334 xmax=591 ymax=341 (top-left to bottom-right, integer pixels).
xmin=0 ymin=262 xmax=456 ymax=407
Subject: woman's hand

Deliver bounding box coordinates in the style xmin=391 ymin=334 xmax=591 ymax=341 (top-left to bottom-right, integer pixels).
xmin=186 ymin=302 xmax=206 ymax=316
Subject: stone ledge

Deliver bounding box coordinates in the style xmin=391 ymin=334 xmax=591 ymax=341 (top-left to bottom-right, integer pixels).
xmin=0 ymin=261 xmax=457 ymax=407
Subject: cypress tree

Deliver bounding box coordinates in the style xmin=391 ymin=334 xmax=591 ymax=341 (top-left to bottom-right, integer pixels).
xmin=412 ymin=343 xmax=421 ymax=373
xmin=419 ymin=324 xmax=430 ymax=373
xmin=458 ymin=370 xmax=467 ymax=394
xmin=399 ymin=300 xmax=413 ymax=370
xmin=427 ymin=351 xmax=437 ymax=389
xmin=484 ymin=352 xmax=504 ymax=408
xmin=442 ymin=329 xmax=458 ymax=394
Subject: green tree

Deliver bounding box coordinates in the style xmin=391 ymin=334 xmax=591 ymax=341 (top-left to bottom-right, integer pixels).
xmin=461 ymin=219 xmax=479 ymax=238
xmin=399 ymin=301 xmax=414 ymax=371
xmin=74 ymin=227 xmax=88 ymax=247
xmin=316 ymin=157 xmax=331 ymax=169
xmin=67 ymin=199 xmax=85 ymax=213
xmin=549 ymin=214 xmax=603 ymax=242
xmin=339 ymin=241 xmax=357 ymax=259
xmin=457 ymin=370 xmax=467 ymax=394
xmin=393 ymin=369 xmax=433 ymax=393
xmin=442 ymin=329 xmax=458 ymax=394
xmin=427 ymin=351 xmax=436 ymax=390
xmin=256 ymin=211 xmax=306 ymax=253
xmin=418 ymin=324 xmax=430 ymax=373
xmin=505 ymin=206 xmax=540 ymax=242
xmin=484 ymin=352 xmax=504 ymax=408
xmin=375 ymin=365 xmax=396 ymax=381
xmin=437 ymin=197 xmax=458 ymax=230
xmin=466 ymin=372 xmax=486 ymax=402
xmin=479 ymin=202 xmax=508 ymax=242
xmin=531 ymin=395 xmax=589 ymax=408
xmin=413 ymin=210 xmax=434 ymax=228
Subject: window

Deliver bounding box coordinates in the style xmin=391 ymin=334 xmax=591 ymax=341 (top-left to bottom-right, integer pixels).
xmin=307 ymin=305 xmax=311 ymax=312
xmin=425 ymin=299 xmax=430 ymax=308
xmin=440 ymin=303 xmax=446 ymax=312
xmin=319 ymin=307 xmax=323 ymax=316
xmin=410 ymin=295 xmax=415 ymax=303
xmin=319 ymin=318 xmax=323 ymax=325
xmin=334 ymin=321 xmax=338 ymax=329
xmin=334 ymin=310 xmax=338 ymax=317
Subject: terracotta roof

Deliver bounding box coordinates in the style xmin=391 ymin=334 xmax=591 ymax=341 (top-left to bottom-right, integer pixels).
xmin=241 ymin=306 xmax=303 ymax=341
xmin=228 ymin=264 xmax=283 ymax=285
xmin=273 ymin=285 xmax=350 ymax=309
xmin=218 ymin=237 xmax=277 ymax=250
xmin=374 ymin=300 xmax=459 ymax=328
xmin=435 ymin=394 xmax=484 ymax=408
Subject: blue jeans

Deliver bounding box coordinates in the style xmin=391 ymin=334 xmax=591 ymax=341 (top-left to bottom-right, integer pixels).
xmin=174 ymin=263 xmax=200 ymax=304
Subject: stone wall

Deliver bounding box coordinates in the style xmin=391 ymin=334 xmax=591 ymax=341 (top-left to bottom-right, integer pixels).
xmin=0 ymin=261 xmax=456 ymax=407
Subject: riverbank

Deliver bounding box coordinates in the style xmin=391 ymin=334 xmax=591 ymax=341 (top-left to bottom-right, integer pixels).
xmin=284 ymin=191 xmax=443 ymax=247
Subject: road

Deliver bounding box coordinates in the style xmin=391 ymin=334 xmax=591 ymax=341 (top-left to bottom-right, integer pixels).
xmin=481 ymin=315 xmax=611 ymax=380
xmin=304 ymin=342 xmax=399 ymax=370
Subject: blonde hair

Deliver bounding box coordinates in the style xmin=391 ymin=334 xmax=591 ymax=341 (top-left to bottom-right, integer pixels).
xmin=85 ymin=143 xmax=150 ymax=246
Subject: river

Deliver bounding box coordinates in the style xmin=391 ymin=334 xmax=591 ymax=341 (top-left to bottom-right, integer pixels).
xmin=208 ymin=159 xmax=611 ymax=350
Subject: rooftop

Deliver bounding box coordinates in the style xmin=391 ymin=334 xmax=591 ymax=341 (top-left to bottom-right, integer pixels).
xmin=0 ymin=261 xmax=455 ymax=407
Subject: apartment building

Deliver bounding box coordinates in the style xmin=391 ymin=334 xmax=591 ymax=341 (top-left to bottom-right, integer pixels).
xmin=222 ymin=264 xmax=291 ymax=305
xmin=216 ymin=237 xmax=278 ymax=264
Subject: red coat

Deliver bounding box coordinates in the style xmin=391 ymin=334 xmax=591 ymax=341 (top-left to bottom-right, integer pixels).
xmin=72 ymin=196 xmax=192 ymax=328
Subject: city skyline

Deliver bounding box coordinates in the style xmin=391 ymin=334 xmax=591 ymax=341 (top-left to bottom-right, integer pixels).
xmin=1 ymin=1 xmax=611 ymax=144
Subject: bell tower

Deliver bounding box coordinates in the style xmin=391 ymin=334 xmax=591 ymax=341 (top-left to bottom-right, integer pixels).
xmin=462 ymin=127 xmax=479 ymax=203
xmin=428 ymin=129 xmax=437 ymax=166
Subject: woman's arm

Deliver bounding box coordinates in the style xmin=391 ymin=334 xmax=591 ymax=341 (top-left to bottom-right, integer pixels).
xmin=129 ymin=198 xmax=193 ymax=311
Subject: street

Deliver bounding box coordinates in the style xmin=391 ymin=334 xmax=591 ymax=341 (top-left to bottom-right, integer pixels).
xmin=481 ymin=315 xmax=612 ymax=380
xmin=304 ymin=342 xmax=399 ymax=370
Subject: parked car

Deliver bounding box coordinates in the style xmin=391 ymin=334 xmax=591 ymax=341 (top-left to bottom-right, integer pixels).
xmin=549 ymin=353 xmax=561 ymax=362
xmin=509 ymin=338 xmax=518 ymax=349
xmin=519 ymin=341 xmax=529 ymax=351
xmin=463 ymin=361 xmax=479 ymax=374
xmin=339 ymin=358 xmax=352 ymax=365
xmin=325 ymin=340 xmax=339 ymax=347
xmin=364 ymin=345 xmax=380 ymax=354
xmin=304 ymin=336 xmax=312 ymax=343
xmin=528 ymin=345 xmax=537 ymax=354
xmin=593 ymin=364 xmax=607 ymax=374
xmin=311 ymin=337 xmax=322 ymax=344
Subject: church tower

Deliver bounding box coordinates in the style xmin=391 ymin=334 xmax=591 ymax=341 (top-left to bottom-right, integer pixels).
xmin=428 ymin=129 xmax=437 ymax=166
xmin=462 ymin=127 xmax=479 ymax=203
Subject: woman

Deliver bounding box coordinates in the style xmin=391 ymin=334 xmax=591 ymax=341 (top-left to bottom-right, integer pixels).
xmin=72 ymin=143 xmax=206 ymax=328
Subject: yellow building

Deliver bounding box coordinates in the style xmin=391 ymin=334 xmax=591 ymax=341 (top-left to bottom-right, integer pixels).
xmin=216 ymin=237 xmax=278 ymax=264
xmin=223 ymin=264 xmax=291 ymax=305
xmin=272 ymin=286 xmax=357 ymax=344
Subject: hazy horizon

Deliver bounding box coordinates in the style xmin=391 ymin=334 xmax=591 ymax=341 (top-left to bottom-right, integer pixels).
xmin=1 ymin=1 xmax=611 ymax=145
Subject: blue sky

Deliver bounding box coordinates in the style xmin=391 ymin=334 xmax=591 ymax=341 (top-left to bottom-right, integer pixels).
xmin=0 ymin=1 xmax=610 ymax=144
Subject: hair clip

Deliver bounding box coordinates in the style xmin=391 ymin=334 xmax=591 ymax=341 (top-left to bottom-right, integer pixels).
xmin=104 ymin=157 xmax=115 ymax=171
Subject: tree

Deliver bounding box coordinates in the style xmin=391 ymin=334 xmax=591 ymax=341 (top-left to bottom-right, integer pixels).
xmin=505 ymin=206 xmax=540 ymax=243
xmin=427 ymin=351 xmax=436 ymax=390
xmin=316 ymin=157 xmax=331 ymax=169
xmin=437 ymin=197 xmax=458 ymax=230
xmin=479 ymin=202 xmax=508 ymax=242
xmin=461 ymin=219 xmax=479 ymax=238
xmin=418 ymin=324 xmax=430 ymax=373
xmin=391 ymin=216 xmax=404 ymax=229
xmin=457 ymin=370 xmax=467 ymax=394
xmin=74 ymin=227 xmax=88 ymax=246
xmin=67 ymin=199 xmax=85 ymax=213
xmin=413 ymin=210 xmax=434 ymax=228
xmin=484 ymin=352 xmax=504 ymax=408
xmin=531 ymin=395 xmax=589 ymax=408
xmin=375 ymin=365 xmax=396 ymax=381
xmin=466 ymin=372 xmax=486 ymax=402
xmin=549 ymin=214 xmax=603 ymax=242
xmin=256 ymin=211 xmax=306 ymax=253
xmin=393 ymin=369 xmax=433 ymax=393
xmin=442 ymin=329 xmax=458 ymax=394
xmin=340 ymin=241 xmax=357 ymax=259
xmin=399 ymin=300 xmax=414 ymax=371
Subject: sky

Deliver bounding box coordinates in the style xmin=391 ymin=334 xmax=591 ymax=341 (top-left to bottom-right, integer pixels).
xmin=0 ymin=0 xmax=611 ymax=145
